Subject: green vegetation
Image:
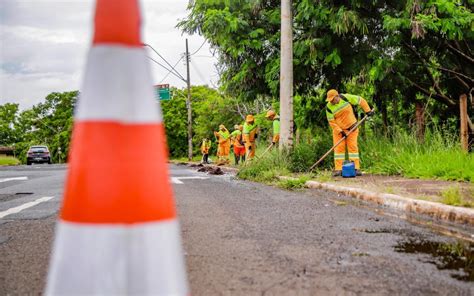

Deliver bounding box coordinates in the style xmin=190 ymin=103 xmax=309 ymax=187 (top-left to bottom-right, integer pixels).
xmin=362 ymin=131 xmax=474 ymax=182
xmin=441 ymin=186 xmax=474 ymax=208
xmin=179 ymin=0 xmax=473 ymax=131
xmin=237 ymin=129 xmax=474 ymax=183
xmin=0 ymin=156 xmax=20 ymax=166
xmin=238 ymin=149 xmax=290 ymax=183
xmin=277 ymin=176 xmax=309 ymax=191
xmin=0 ymin=92 xmax=76 ymax=164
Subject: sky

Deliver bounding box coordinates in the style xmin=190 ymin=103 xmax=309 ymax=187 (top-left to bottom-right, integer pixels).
xmin=0 ymin=0 xmax=218 ymax=109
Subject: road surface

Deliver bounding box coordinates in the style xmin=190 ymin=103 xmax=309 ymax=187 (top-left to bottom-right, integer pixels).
xmin=0 ymin=164 xmax=472 ymax=295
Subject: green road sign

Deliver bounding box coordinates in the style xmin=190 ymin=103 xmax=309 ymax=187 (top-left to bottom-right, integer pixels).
xmin=155 ymin=84 xmax=171 ymax=100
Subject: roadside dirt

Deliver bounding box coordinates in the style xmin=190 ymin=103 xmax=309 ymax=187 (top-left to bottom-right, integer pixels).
xmin=325 ymin=174 xmax=474 ymax=207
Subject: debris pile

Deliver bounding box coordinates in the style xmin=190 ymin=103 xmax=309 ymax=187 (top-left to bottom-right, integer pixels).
xmin=197 ymin=166 xmax=224 ymax=175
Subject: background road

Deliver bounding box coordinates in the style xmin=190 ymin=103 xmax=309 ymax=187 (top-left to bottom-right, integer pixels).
xmin=0 ymin=164 xmax=472 ymax=295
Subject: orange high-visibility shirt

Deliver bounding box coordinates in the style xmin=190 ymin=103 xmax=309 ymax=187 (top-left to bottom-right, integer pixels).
xmin=326 ymin=94 xmax=371 ymax=133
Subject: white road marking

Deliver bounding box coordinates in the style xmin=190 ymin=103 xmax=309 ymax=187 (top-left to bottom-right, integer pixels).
xmin=171 ymin=176 xmax=209 ymax=184
xmin=0 ymin=176 xmax=28 ymax=183
xmin=171 ymin=177 xmax=184 ymax=184
xmin=0 ymin=196 xmax=55 ymax=219
xmin=176 ymin=176 xmax=209 ymax=180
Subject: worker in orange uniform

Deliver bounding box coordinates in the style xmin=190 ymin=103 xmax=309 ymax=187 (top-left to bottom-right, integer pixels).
xmin=231 ymin=125 xmax=246 ymax=165
xmin=326 ymin=89 xmax=374 ymax=176
xmin=243 ymin=115 xmax=258 ymax=159
xmin=265 ymin=110 xmax=280 ymax=146
xmin=200 ymin=138 xmax=211 ymax=164
xmin=214 ymin=124 xmax=231 ymax=165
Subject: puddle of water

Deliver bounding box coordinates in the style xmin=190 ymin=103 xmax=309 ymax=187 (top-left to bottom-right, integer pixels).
xmin=395 ymin=239 xmax=474 ymax=282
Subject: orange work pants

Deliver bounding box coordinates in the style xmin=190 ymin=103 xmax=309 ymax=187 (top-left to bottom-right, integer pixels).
xmin=333 ymin=128 xmax=360 ymax=170
xmin=244 ymin=141 xmax=256 ymax=158
xmin=218 ymin=142 xmax=230 ymax=163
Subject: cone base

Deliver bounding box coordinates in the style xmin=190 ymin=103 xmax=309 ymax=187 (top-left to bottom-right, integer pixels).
xmin=46 ymin=220 xmax=189 ymax=295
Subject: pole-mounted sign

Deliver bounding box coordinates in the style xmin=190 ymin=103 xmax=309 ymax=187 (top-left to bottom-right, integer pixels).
xmin=155 ymin=84 xmax=171 ymax=100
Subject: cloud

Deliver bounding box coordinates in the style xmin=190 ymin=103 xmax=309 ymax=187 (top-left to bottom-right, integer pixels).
xmin=0 ymin=0 xmax=218 ymax=109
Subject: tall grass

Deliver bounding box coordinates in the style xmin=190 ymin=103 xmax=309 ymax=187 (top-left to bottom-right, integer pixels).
xmin=237 ymin=147 xmax=290 ymax=182
xmin=238 ymin=129 xmax=473 ymax=183
xmin=0 ymin=156 xmax=20 ymax=166
xmin=361 ymin=130 xmax=474 ymax=182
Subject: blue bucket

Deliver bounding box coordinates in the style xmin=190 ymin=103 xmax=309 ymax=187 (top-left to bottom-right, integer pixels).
xmin=342 ymin=161 xmax=356 ymax=178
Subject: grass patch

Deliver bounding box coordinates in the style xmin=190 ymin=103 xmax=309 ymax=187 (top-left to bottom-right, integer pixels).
xmin=277 ymin=176 xmax=309 ymax=190
xmin=0 ymin=156 xmax=20 ymax=166
xmin=385 ymin=186 xmax=395 ymax=194
xmin=237 ymin=148 xmax=290 ymax=183
xmin=362 ymin=130 xmax=474 ymax=182
xmin=441 ymin=186 xmax=474 ymax=207
xmin=314 ymin=170 xmax=333 ymax=182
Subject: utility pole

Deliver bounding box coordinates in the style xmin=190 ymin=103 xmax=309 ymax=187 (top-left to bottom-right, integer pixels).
xmin=185 ymin=39 xmax=193 ymax=160
xmin=280 ymin=0 xmax=294 ymax=150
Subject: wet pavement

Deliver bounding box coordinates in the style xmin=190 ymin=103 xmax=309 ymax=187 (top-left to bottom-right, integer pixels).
xmin=179 ymin=164 xmax=473 ymax=295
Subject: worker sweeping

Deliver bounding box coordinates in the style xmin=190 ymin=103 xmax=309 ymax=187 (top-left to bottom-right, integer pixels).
xmin=265 ymin=110 xmax=280 ymax=146
xmin=231 ymin=125 xmax=245 ymax=165
xmin=326 ymin=89 xmax=374 ymax=176
xmin=200 ymin=138 xmax=211 ymax=164
xmin=214 ymin=124 xmax=231 ymax=165
xmin=243 ymin=115 xmax=258 ymax=159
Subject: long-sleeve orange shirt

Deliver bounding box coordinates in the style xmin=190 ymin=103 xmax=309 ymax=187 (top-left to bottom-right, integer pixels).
xmin=326 ymin=94 xmax=371 ymax=133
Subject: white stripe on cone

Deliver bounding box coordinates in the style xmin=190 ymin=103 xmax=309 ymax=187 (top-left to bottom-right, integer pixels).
xmin=46 ymin=220 xmax=188 ymax=295
xmin=77 ymin=46 xmax=162 ymax=123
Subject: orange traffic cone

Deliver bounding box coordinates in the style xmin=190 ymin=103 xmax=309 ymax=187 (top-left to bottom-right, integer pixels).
xmin=45 ymin=0 xmax=188 ymax=294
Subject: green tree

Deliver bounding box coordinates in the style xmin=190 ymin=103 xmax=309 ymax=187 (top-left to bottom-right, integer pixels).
xmin=0 ymin=103 xmax=20 ymax=145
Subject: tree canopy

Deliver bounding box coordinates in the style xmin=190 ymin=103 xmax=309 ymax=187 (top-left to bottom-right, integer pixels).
xmin=178 ymin=0 xmax=473 ymax=134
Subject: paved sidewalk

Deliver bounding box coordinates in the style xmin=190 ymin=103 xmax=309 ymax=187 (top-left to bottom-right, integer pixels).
xmin=319 ymin=174 xmax=473 ymax=208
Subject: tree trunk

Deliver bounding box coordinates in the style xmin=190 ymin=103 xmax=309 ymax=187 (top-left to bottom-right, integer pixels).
xmin=415 ymin=101 xmax=425 ymax=142
xmin=381 ymin=101 xmax=388 ymax=136
xmin=460 ymin=94 xmax=468 ymax=152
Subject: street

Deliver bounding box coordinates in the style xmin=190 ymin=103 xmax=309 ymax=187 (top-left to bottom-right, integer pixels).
xmin=0 ymin=164 xmax=472 ymax=295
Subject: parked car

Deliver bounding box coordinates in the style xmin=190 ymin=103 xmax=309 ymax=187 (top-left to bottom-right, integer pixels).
xmin=26 ymin=145 xmax=51 ymax=165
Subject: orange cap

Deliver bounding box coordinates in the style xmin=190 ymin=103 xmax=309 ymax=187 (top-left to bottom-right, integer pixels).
xmin=265 ymin=110 xmax=276 ymax=118
xmin=326 ymin=89 xmax=339 ymax=102
xmin=246 ymin=115 xmax=254 ymax=122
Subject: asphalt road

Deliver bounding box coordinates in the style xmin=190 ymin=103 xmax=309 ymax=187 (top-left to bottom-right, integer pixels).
xmin=0 ymin=164 xmax=472 ymax=295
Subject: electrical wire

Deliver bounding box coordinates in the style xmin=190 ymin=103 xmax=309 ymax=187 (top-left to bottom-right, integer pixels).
xmin=190 ymin=40 xmax=206 ymax=56
xmin=147 ymin=56 xmax=187 ymax=83
xmin=143 ymin=43 xmax=187 ymax=82
xmin=159 ymin=56 xmax=184 ymax=84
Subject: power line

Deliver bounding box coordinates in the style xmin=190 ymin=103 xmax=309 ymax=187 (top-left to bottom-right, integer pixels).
xmin=190 ymin=40 xmax=206 ymax=56
xmin=147 ymin=56 xmax=186 ymax=83
xmin=143 ymin=43 xmax=187 ymax=82
xmin=159 ymin=56 xmax=184 ymax=84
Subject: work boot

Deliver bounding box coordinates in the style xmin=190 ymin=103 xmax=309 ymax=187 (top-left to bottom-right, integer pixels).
xmin=332 ymin=170 xmax=342 ymax=177
xmin=355 ymin=169 xmax=362 ymax=176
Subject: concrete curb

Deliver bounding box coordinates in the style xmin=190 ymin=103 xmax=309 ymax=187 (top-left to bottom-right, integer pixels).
xmin=279 ymin=176 xmax=474 ymax=227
